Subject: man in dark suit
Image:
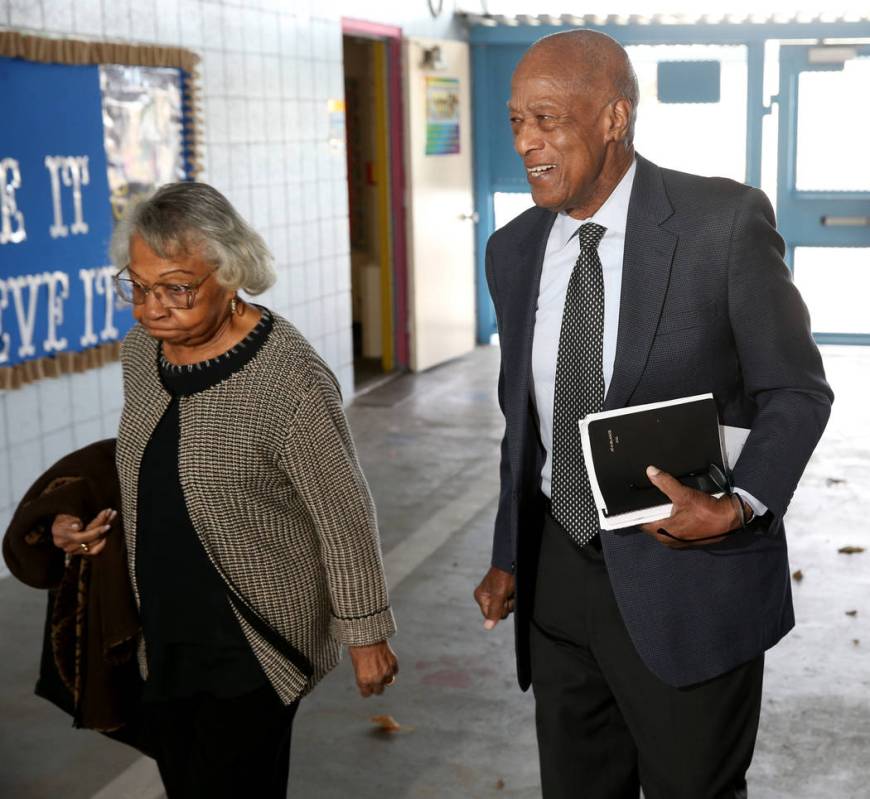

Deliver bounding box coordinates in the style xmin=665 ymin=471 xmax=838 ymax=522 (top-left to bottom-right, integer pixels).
xmin=473 ymin=30 xmax=833 ymax=798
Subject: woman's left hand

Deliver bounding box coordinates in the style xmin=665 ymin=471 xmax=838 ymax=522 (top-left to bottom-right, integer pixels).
xmin=349 ymin=641 xmax=399 ymax=697
xmin=51 ymin=509 xmax=116 ymax=556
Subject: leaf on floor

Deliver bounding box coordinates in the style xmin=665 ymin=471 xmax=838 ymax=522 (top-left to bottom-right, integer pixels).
xmin=496 ymin=778 xmax=506 ymax=790
xmin=371 ymin=714 xmax=402 ymax=733
xmin=838 ymin=546 xmax=865 ymax=555
xmin=825 ymin=477 xmax=847 ymax=487
xmin=792 ymin=569 xmax=803 ymax=582
xmin=845 ymin=610 xmax=858 ymax=617
xmin=853 ymin=639 xmax=861 ymax=646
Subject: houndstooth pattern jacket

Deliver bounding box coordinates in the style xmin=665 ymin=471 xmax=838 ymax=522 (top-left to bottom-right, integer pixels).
xmin=115 ymin=314 xmax=396 ymax=704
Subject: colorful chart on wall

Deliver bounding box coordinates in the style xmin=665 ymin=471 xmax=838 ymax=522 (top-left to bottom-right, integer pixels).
xmin=425 ymin=76 xmax=460 ymax=156
xmin=101 ymin=64 xmax=187 ymax=222
xmin=0 ymin=35 xmax=199 ymax=388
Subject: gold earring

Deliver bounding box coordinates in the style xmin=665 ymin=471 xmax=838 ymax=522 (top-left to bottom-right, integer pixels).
xmin=230 ymin=296 xmax=238 ymax=314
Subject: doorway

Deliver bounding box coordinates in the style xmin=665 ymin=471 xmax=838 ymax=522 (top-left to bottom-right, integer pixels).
xmin=341 ymin=20 xmax=408 ymax=388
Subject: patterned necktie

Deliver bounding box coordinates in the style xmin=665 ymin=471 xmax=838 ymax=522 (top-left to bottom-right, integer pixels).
xmin=550 ymin=222 xmax=607 ymax=548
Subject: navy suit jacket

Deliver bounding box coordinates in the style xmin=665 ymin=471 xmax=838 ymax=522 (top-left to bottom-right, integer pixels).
xmin=486 ymin=155 xmax=833 ymax=689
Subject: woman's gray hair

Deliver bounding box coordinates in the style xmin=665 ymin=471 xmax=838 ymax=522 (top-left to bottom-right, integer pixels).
xmin=109 ymin=182 xmax=276 ymax=295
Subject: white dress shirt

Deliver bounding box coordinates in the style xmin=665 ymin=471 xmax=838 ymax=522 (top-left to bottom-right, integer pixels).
xmin=530 ymin=159 xmax=766 ymax=518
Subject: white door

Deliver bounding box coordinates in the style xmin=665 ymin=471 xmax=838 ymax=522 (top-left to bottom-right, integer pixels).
xmin=403 ymin=38 xmax=476 ymax=372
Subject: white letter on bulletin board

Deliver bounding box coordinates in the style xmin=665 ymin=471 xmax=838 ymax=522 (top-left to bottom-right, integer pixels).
xmin=44 ymin=270 xmax=70 ymax=352
xmin=45 ymin=155 xmax=91 ymax=239
xmin=0 ymin=281 xmax=10 ymax=364
xmin=0 ymin=158 xmax=27 ymax=245
xmin=6 ymin=274 xmax=43 ymax=358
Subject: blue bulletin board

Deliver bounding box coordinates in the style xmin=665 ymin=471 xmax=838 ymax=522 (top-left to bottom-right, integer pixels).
xmin=0 ymin=58 xmax=126 ymax=368
xmin=0 ymin=32 xmax=200 ymax=388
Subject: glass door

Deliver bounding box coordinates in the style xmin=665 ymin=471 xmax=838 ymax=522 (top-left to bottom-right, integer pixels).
xmin=776 ymin=44 xmax=870 ymax=344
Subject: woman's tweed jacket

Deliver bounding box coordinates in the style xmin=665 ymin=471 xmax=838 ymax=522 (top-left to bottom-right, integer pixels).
xmin=116 ymin=313 xmax=396 ymax=704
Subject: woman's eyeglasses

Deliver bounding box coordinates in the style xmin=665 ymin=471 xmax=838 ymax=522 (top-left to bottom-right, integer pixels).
xmin=113 ymin=267 xmax=216 ymax=310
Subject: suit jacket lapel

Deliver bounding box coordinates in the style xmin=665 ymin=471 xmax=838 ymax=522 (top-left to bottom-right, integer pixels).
xmin=605 ymin=155 xmax=677 ymax=411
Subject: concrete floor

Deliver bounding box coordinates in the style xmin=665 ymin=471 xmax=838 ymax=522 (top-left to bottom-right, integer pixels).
xmin=0 ymin=344 xmax=868 ymax=798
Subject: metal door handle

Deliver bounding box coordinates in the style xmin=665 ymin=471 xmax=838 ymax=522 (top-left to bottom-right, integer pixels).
xmin=821 ymin=215 xmax=870 ymax=227
xmin=459 ymin=212 xmax=480 ymax=223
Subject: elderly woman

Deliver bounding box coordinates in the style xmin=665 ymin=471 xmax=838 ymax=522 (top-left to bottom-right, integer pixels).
xmin=51 ymin=182 xmax=397 ymax=797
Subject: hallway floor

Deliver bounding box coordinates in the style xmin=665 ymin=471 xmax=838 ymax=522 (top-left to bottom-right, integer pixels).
xmin=1 ymin=344 xmax=867 ymax=798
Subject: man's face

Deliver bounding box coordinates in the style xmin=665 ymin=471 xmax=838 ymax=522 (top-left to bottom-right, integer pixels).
xmin=508 ymin=63 xmax=612 ymax=216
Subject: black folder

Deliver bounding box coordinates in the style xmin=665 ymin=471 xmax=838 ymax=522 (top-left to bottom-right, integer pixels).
xmin=581 ymin=394 xmax=731 ymax=525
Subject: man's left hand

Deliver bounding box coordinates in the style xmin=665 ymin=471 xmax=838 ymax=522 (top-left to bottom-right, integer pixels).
xmin=349 ymin=641 xmax=399 ymax=697
xmin=639 ymin=466 xmax=741 ymax=549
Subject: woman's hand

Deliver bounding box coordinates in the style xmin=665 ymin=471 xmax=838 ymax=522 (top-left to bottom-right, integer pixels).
xmin=349 ymin=641 xmax=399 ymax=697
xmin=51 ymin=508 xmax=117 ymax=557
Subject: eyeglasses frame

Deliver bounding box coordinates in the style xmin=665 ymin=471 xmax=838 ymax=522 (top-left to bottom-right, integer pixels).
xmin=113 ymin=266 xmax=218 ymax=310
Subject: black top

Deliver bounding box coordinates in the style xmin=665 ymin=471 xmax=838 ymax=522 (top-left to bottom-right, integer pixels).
xmin=136 ymin=309 xmax=273 ymax=701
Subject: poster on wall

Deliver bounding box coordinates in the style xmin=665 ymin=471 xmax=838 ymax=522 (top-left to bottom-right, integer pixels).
xmin=425 ymin=76 xmax=460 ymax=156
xmin=101 ymin=65 xmax=186 ymax=222
xmin=327 ymin=98 xmax=346 ymax=152
xmin=0 ymin=34 xmax=198 ymax=389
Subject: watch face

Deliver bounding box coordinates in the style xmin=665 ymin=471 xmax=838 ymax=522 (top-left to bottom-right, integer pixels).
xmin=428 ymin=0 xmax=444 ymax=18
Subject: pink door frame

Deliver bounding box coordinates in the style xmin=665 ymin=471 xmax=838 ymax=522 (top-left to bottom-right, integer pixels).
xmin=341 ymin=18 xmax=409 ymax=369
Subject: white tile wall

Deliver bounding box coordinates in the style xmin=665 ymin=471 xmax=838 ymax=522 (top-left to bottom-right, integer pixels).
xmin=0 ymin=0 xmax=467 ymax=576
xmin=103 ymin=2 xmax=131 ymax=39
xmin=41 ymin=426 xmax=75 ymax=470
xmin=42 ymin=0 xmax=72 ymax=32
xmin=8 ymin=439 xmax=44 ymax=504
xmin=130 ymin=3 xmax=158 ymax=43
xmin=37 ymin=375 xmax=74 ymax=434
xmin=9 ymin=0 xmax=42 ymax=29
xmin=72 ymin=0 xmax=103 ymax=37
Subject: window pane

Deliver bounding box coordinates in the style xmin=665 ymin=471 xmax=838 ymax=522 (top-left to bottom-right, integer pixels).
xmin=796 ymin=56 xmax=870 ymax=192
xmin=494 ymin=191 xmax=533 ymax=230
xmin=628 ymin=44 xmax=747 ymax=182
xmin=793 ymin=247 xmax=870 ymax=334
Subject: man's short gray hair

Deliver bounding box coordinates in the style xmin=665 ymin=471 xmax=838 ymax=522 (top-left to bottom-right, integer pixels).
xmin=109 ymin=182 xmax=276 ymax=295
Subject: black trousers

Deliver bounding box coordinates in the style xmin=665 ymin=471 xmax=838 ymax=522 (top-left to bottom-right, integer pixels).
xmin=143 ymin=684 xmax=299 ymax=799
xmin=531 ymin=514 xmax=763 ymax=799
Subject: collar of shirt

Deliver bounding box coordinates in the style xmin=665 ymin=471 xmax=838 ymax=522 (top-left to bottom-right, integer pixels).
xmin=549 ymin=158 xmax=637 ymax=251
